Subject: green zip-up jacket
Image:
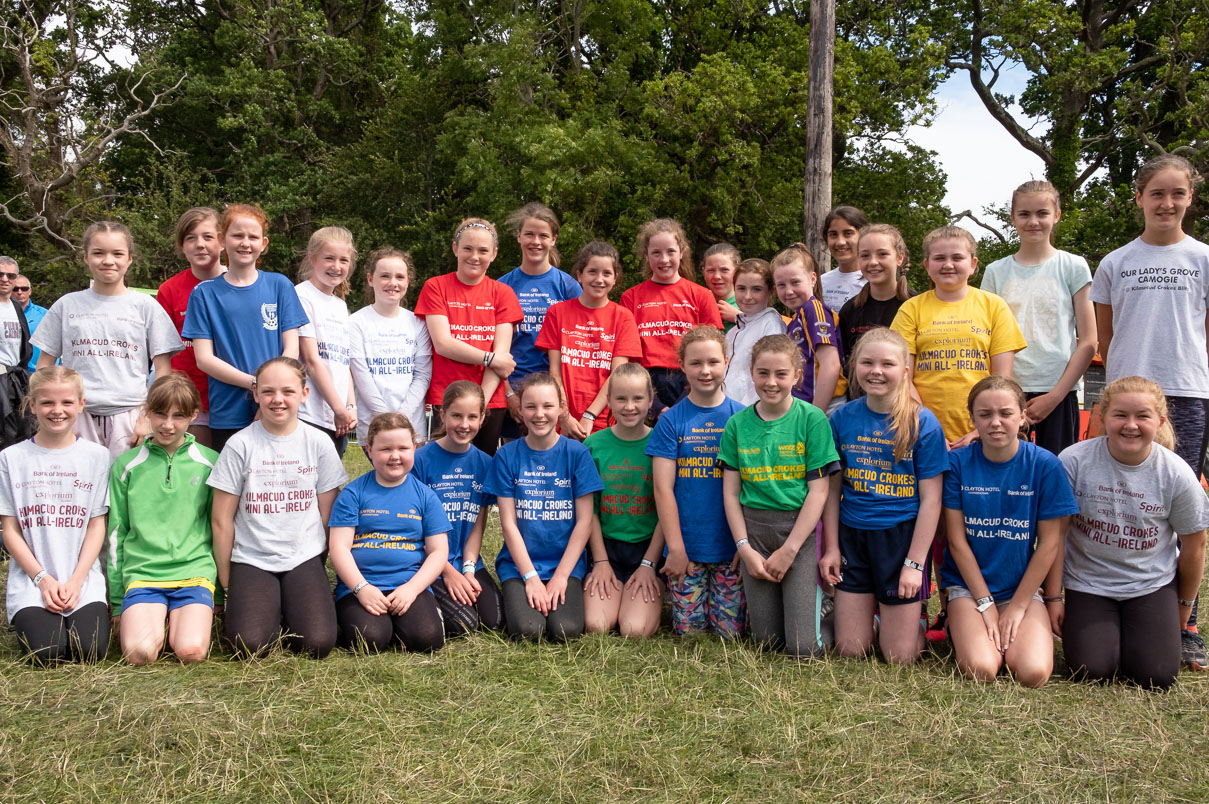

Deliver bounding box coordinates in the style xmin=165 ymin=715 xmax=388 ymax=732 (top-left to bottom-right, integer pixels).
xmin=107 ymin=434 xmax=220 ymax=612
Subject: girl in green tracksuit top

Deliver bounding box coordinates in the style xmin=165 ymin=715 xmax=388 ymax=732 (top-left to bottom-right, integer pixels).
xmin=108 ymin=373 xmax=219 ymax=665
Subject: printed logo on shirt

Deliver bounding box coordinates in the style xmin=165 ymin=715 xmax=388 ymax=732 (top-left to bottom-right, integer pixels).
xmin=261 ymin=303 xmax=279 ymax=331
xmin=3 ymin=321 xmax=18 ymax=339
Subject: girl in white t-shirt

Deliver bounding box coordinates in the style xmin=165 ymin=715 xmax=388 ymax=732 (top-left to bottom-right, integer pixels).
xmin=0 ymin=367 xmax=111 ymax=664
xmin=209 ymin=357 xmax=347 ymax=659
xmin=297 ymin=226 xmax=356 ymax=456
xmin=348 ymin=247 xmax=433 ymax=446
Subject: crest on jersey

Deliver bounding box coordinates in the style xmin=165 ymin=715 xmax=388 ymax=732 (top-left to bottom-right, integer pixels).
xmin=261 ymin=303 xmax=279 ymax=331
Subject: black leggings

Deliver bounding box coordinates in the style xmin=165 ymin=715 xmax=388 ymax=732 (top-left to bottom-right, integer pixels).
xmin=431 ymin=568 xmax=506 ymax=636
xmin=224 ymin=557 xmax=337 ymax=659
xmin=502 ymin=577 xmax=584 ymax=642
xmin=1064 ymin=582 xmax=1181 ymax=690
xmin=12 ymin=602 xmax=110 ymax=665
xmin=335 ymin=590 xmax=444 ymax=652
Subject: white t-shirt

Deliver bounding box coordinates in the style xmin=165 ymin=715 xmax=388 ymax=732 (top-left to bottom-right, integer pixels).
xmin=819 ymin=270 xmax=866 ymax=314
xmin=0 ymin=299 xmax=22 ymax=367
xmin=207 ymin=421 xmax=347 ymax=572
xmin=724 ymin=306 xmax=788 ymax=405
xmin=296 ymin=281 xmax=351 ymax=431
xmin=981 ymin=250 xmax=1092 ymax=393
xmin=31 ymin=289 xmax=183 ymax=414
xmin=0 ymin=438 xmax=111 ymax=621
xmin=347 ymin=305 xmax=433 ymax=443
xmin=1089 ymin=236 xmax=1209 ymax=397
xmin=1061 ymin=438 xmax=1209 ymax=599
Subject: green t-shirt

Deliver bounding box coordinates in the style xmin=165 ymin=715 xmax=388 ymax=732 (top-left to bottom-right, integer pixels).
xmin=718 ymin=399 xmax=839 ymax=510
xmin=723 ymin=292 xmax=737 ymax=334
xmin=583 ymin=428 xmax=658 ymax=544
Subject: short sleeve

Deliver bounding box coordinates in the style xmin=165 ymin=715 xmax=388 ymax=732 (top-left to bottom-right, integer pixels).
xmin=942 ymin=451 xmax=964 ymax=510
xmin=1168 ymin=460 xmax=1209 ymax=535
xmin=414 ymin=276 xmax=446 ymax=319
xmin=534 ymin=304 xmax=562 ymax=351
xmin=804 ymin=407 xmax=840 ymax=471
xmin=485 ymin=449 xmax=517 ymax=498
xmin=697 ymin=285 xmax=723 ymax=329
xmin=181 ymin=285 xmax=214 ymax=340
xmin=615 ymin=308 xmax=643 ymax=359
xmin=207 ymin=438 xmax=249 ymax=496
xmin=1089 ymin=257 xmax=1113 ymax=305
xmin=421 ymin=484 xmax=453 ymax=537
xmin=570 ymin=442 xmax=605 ymax=497
xmin=1035 ymin=452 xmax=1079 ymax=520
xmin=146 ymin=299 xmax=185 ymax=357
xmin=494 ymin=282 xmax=523 ymax=325
xmin=276 ymin=278 xmax=310 ymax=332
xmin=718 ymin=417 xmax=739 ymax=468
xmin=560 ymin=271 xmax=583 ymax=301
xmin=889 ymin=302 xmax=918 ymax=355
xmin=645 ymin=413 xmax=679 ymax=460
xmin=29 ymin=299 xmax=63 ymax=354
xmin=980 ymin=261 xmax=1001 ymax=295
xmin=913 ymin=411 xmax=950 ymax=479
xmin=987 ymin=295 xmax=1027 ymax=356
xmin=328 ymin=481 xmax=362 ymax=529
xmin=316 ymin=436 xmax=348 ymax=493
xmin=88 ymin=455 xmax=110 ymax=515
xmin=1064 ymin=255 xmax=1093 ymax=296
xmin=619 ymin=286 xmax=637 ymax=315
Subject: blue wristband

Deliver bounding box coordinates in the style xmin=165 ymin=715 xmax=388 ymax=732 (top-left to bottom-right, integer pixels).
xmin=522 ymin=570 xmax=539 ymax=581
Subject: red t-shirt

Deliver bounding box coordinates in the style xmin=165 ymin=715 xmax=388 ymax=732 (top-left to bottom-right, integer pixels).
xmin=157 ymin=268 xmax=211 ymax=411
xmin=415 ymin=273 xmax=523 ymax=408
xmin=619 ymin=278 xmax=723 ymax=369
xmin=535 ymin=299 xmax=643 ymax=429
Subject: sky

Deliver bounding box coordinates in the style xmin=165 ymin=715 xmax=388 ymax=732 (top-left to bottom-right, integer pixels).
xmin=906 ymin=68 xmax=1048 ymax=239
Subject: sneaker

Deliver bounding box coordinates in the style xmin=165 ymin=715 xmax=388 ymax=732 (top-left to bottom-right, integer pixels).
xmin=1182 ymin=629 xmax=1207 ymax=671
xmin=925 ymin=610 xmax=948 ymax=643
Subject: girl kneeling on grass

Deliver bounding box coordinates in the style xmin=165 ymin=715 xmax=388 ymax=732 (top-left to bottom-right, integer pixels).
xmin=648 ymin=326 xmax=745 ymax=638
xmin=583 ymin=363 xmax=664 ymax=637
xmin=329 ymin=413 xmax=450 ymax=653
xmin=109 ymin=373 xmax=219 ymax=665
xmin=209 ymin=357 xmax=348 ymax=659
xmin=821 ymin=328 xmax=947 ymax=664
xmin=721 ymin=335 xmax=839 ymax=657
xmin=942 ymin=377 xmax=1078 ymax=687
xmin=1057 ymin=377 xmax=1209 ymax=690
xmin=413 ymin=380 xmax=505 ymax=635
xmin=488 ymin=373 xmax=604 ymax=641
xmin=1 ymin=367 xmax=111 ymax=665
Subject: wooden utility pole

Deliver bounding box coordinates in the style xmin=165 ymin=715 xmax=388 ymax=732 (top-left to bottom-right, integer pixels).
xmin=802 ymin=0 xmax=834 ymax=271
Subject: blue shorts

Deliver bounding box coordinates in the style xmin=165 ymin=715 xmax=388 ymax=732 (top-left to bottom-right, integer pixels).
xmin=835 ymin=519 xmax=930 ymax=606
xmin=122 ymin=584 xmax=215 ymax=612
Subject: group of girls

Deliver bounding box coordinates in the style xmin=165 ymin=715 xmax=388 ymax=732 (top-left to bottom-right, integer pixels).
xmin=3 ymin=154 xmax=1208 ymax=692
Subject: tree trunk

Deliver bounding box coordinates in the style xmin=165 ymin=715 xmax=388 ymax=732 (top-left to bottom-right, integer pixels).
xmin=803 ymin=0 xmax=834 ymax=272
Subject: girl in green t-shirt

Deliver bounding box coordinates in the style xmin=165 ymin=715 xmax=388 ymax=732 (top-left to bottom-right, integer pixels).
xmin=582 ymin=363 xmax=664 ymax=637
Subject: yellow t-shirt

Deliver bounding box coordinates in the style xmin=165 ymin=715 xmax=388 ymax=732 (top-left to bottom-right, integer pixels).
xmin=890 ymin=287 xmax=1026 ymax=440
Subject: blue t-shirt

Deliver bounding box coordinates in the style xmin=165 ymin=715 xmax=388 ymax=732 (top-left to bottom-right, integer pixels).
xmin=328 ymin=471 xmax=452 ymax=600
xmin=486 ymin=436 xmax=604 ymax=582
xmin=830 ymin=397 xmax=949 ymax=529
xmin=940 ymin=441 xmax=1079 ymax=600
xmin=412 ymin=441 xmax=496 ymax=571
xmin=497 ymin=266 xmax=582 ymax=381
xmin=181 ymin=271 xmax=309 ymax=429
xmin=646 ymin=396 xmax=744 ymax=563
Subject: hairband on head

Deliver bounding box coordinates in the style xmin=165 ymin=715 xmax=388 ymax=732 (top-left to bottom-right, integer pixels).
xmin=454 ymin=221 xmax=496 ymax=245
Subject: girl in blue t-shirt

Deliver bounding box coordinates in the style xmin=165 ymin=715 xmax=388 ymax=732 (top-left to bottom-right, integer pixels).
xmin=648 ymin=326 xmax=745 ymax=638
xmin=328 ymin=412 xmax=451 ymax=653
xmin=941 ymin=376 xmax=1079 ymax=687
xmin=820 ymin=328 xmax=948 ymax=665
xmin=413 ymin=380 xmax=504 ymax=635
xmin=487 ymin=373 xmax=604 ymax=641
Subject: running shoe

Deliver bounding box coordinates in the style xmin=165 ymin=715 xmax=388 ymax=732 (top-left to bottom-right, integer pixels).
xmin=1182 ymin=629 xmax=1207 ymax=671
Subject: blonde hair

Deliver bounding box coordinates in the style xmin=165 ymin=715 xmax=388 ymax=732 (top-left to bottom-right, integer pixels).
xmin=636 ymin=218 xmax=695 ymax=281
xmin=366 ymin=412 xmax=417 ymax=448
xmin=1010 ymin=180 xmax=1061 ymax=214
xmin=173 ymin=207 xmax=220 ymax=251
xmin=677 ymin=324 xmax=726 ymax=365
xmin=1099 ymin=376 xmax=1176 ymax=450
xmin=750 ymin=333 xmax=804 ymax=375
xmin=299 ymin=226 xmax=356 ymax=299
xmin=1135 ymin=154 xmax=1203 ymax=195
xmin=363 ymin=246 xmax=411 ymax=305
xmin=848 ymin=328 xmax=920 ymax=461
xmin=506 ymin=202 xmax=561 ymax=267
xmin=966 ymin=376 xmax=1029 ymax=441
xmin=25 ymin=366 xmax=85 ymax=418
xmin=770 ymin=243 xmax=824 ymax=301
xmin=144 ymin=372 xmax=200 ymax=417
xmin=922 ymin=225 xmax=977 ymax=261
xmin=852 ymin=224 xmax=911 ymax=309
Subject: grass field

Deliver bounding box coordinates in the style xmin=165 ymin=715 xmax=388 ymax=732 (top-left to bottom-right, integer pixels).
xmin=3 ymin=449 xmax=1209 ymax=801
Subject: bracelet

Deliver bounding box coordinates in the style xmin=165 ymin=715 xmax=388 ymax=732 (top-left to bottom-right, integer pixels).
xmin=902 ymin=558 xmax=925 ymax=572
xmin=352 ymin=580 xmax=369 ymax=595
xmin=462 ymin=561 xmax=477 ymax=573
xmin=735 ymin=538 xmax=750 ymax=550
xmin=581 ymin=410 xmax=597 ymax=421
xmin=1180 ymin=597 xmax=1197 ymax=607
xmin=522 ymin=569 xmax=539 ymax=581
xmin=640 ymin=559 xmax=656 ymax=570
xmin=1042 ymin=594 xmax=1063 ymax=603
xmin=975 ymin=595 xmax=994 ymax=613
xmin=505 ymin=387 xmax=517 ymax=398
xmin=31 ymin=570 xmax=47 ymax=587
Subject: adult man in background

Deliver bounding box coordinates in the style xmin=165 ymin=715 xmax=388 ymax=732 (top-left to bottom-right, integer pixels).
xmin=0 ymin=257 xmax=32 ymax=449
xmin=12 ymin=271 xmax=47 ymax=373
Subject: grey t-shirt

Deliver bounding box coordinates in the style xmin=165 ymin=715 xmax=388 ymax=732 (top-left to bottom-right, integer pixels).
xmin=1089 ymin=236 xmax=1209 ymax=397
xmin=1060 ymin=438 xmax=1209 ymax=600
xmin=208 ymin=421 xmax=347 ymax=572
xmin=31 ymin=289 xmax=184 ymax=414
xmin=0 ymin=438 xmax=111 ymax=621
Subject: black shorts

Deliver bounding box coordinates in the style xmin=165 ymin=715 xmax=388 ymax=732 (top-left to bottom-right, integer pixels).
xmin=594 ymin=537 xmax=663 ymax=585
xmin=835 ymin=519 xmax=930 ymax=606
xmin=1027 ymin=390 xmax=1080 ymax=455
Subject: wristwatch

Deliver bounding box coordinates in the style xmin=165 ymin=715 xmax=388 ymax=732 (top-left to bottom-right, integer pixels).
xmin=975 ymin=595 xmax=994 ymax=613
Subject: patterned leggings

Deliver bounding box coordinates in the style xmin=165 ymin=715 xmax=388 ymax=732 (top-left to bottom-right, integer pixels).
xmin=668 ymin=561 xmax=745 ymax=638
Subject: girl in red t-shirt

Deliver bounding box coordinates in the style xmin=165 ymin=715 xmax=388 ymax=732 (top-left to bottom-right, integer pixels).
xmin=619 ymin=218 xmax=722 ymax=418
xmin=537 ymin=241 xmax=642 ymax=439
xmin=415 ymin=217 xmax=523 ymax=455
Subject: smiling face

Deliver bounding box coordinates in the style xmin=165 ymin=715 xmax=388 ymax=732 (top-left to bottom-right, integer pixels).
xmin=223 ymin=215 xmax=268 ymax=273
xmin=773 ymin=261 xmax=815 ymax=312
xmin=734 ymin=271 xmax=772 ymax=316
xmin=578 ymin=255 xmax=617 ymax=305
xmin=369 ymin=427 xmax=416 ymax=485
xmin=1010 ymin=192 xmax=1060 ymax=247
xmin=682 ymin=339 xmax=726 ymax=397
xmin=703 ymin=254 xmax=736 ymax=301
xmin=751 ymin=349 xmax=800 ymax=409
xmin=442 ymin=395 xmax=483 ymax=448
xmin=520 ymin=382 xmax=562 ymax=440
xmin=517 ymin=217 xmax=556 ymax=269
xmin=646 ymin=232 xmax=682 ymax=284
xmin=970 ymin=388 xmax=1025 ymax=453
xmin=1136 ymin=167 xmax=1193 ymax=244
xmin=857 ymin=232 xmax=902 ymax=293
xmin=607 ymin=373 xmax=652 ymax=430
xmin=254 ymin=362 xmax=307 ymax=431
xmin=85 ymin=231 xmax=133 ymax=290
xmin=1103 ymin=391 xmax=1163 ymax=465
xmin=453 ymin=228 xmax=497 ymax=284
xmin=826 ymin=217 xmax=861 ymax=268
xmin=369 ymin=256 xmax=409 ymax=308
xmin=182 ymin=219 xmax=221 ymax=274
xmin=308 ymin=241 xmax=353 ymax=295
xmin=148 ymin=406 xmax=197 ymax=452
xmin=923 ymin=237 xmax=977 ymax=295
xmin=853 ymin=340 xmax=907 ymax=403
xmin=33 ymin=381 xmax=84 ymax=437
